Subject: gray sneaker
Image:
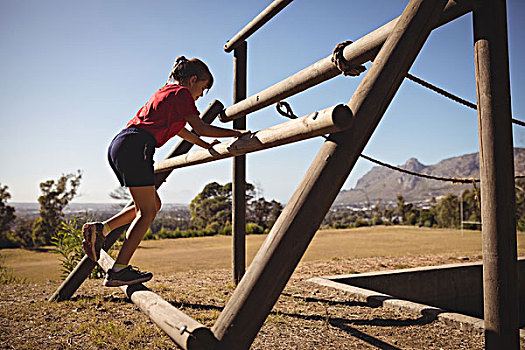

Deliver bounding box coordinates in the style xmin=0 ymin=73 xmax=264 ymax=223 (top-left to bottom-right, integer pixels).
xmin=82 ymin=222 xmax=105 ymax=262
xmin=103 ymin=266 xmax=153 ymax=287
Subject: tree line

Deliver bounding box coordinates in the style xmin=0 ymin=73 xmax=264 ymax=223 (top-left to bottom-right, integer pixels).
xmin=1 ymin=174 xmax=524 ymax=249
xmin=323 ymin=178 xmax=525 ymax=231
xmin=0 ymin=171 xmax=82 ymax=248
xmin=0 ymin=173 xmax=283 ymax=248
xmin=143 ymin=181 xmax=283 ymax=240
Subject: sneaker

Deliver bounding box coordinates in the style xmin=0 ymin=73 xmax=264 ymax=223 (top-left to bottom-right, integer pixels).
xmin=82 ymin=222 xmax=105 ymax=262
xmin=103 ymin=266 xmax=153 ymax=287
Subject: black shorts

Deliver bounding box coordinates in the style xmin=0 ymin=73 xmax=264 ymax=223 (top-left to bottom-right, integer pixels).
xmin=107 ymin=127 xmax=157 ymax=187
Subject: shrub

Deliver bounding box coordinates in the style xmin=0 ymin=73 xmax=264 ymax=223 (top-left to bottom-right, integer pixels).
xmin=51 ymin=217 xmax=114 ymax=280
xmin=246 ymin=223 xmax=264 ymax=235
xmin=371 ymin=214 xmax=383 ymax=226
xmin=0 ymin=254 xmax=24 ymax=284
xmin=354 ymin=217 xmax=369 ymax=228
xmin=0 ymin=232 xmax=20 ymax=248
xmin=143 ymin=228 xmax=155 ymax=240
xmin=218 ymin=224 xmax=232 ymax=236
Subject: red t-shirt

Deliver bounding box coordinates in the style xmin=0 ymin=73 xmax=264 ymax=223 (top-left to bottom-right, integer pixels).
xmin=126 ymin=84 xmax=198 ymax=147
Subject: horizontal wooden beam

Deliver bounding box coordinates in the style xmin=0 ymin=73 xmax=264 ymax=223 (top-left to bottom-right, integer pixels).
xmin=154 ymin=104 xmax=353 ymax=173
xmin=224 ymin=0 xmax=293 ymax=52
xmin=98 ymin=251 xmax=216 ymax=350
xmin=219 ymin=0 xmax=474 ymax=122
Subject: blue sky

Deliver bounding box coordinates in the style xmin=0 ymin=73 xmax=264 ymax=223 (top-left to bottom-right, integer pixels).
xmin=1 ymin=0 xmax=524 ymax=205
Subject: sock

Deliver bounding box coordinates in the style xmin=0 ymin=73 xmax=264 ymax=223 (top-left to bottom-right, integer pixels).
xmin=112 ymin=264 xmax=127 ymax=272
xmin=102 ymin=222 xmax=111 ymax=235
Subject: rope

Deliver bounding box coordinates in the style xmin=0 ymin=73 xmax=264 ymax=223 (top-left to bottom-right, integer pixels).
xmin=274 ymin=98 xmax=525 ymax=184
xmin=406 ymin=73 xmax=524 ymax=127
xmin=329 ymin=40 xmax=523 ymax=126
xmin=332 ymin=41 xmax=366 ymax=77
xmin=359 ymin=154 xmax=479 ymax=184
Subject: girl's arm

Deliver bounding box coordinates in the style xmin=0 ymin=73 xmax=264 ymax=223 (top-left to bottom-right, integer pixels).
xmin=185 ymin=114 xmax=249 ymax=138
xmin=177 ymin=128 xmax=218 ymax=149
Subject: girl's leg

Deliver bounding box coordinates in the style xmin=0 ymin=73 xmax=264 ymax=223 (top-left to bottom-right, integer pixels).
xmin=102 ymin=191 xmax=161 ymax=234
xmin=102 ymin=205 xmax=136 ymax=233
xmin=114 ymin=186 xmax=160 ymax=266
xmin=84 ymin=190 xmax=161 ymax=237
xmin=81 ymin=189 xmax=161 ymax=262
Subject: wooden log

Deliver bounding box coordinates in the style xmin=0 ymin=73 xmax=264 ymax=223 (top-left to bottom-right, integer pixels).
xmin=48 ymin=101 xmax=223 ymax=302
xmin=211 ymin=0 xmax=449 ymax=348
xmin=98 ymin=251 xmax=216 ymax=350
xmin=224 ymin=0 xmax=293 ymax=52
xmin=154 ymin=104 xmax=354 ymax=173
xmin=473 ymin=0 xmax=519 ymax=348
xmin=232 ymin=42 xmax=248 ymax=284
xmin=219 ymin=0 xmax=474 ymax=122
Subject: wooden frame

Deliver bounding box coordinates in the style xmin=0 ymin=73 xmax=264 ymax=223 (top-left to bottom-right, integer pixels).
xmin=51 ymin=1 xmax=518 ymax=349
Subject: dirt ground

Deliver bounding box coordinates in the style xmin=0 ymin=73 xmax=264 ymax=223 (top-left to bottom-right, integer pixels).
xmin=2 ymin=252 xmax=522 ymax=349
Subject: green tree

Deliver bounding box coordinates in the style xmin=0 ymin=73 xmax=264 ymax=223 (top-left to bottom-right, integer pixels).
xmin=0 ymin=184 xmax=16 ymax=234
xmin=190 ymin=182 xmax=280 ymax=234
xmin=248 ymin=198 xmax=283 ymax=230
xmin=0 ymin=184 xmax=17 ymax=248
xmin=13 ymin=219 xmax=35 ymax=248
xmin=395 ymin=195 xmax=418 ymax=225
xmin=460 ymin=187 xmax=481 ymax=230
xmin=109 ymin=186 xmax=131 ymax=202
xmin=435 ymin=194 xmax=459 ymax=228
xmin=0 ymin=184 xmax=16 ymax=233
xmin=417 ymin=208 xmax=436 ymax=227
xmin=190 ymin=182 xmax=232 ymax=231
xmin=32 ymin=171 xmax=82 ymax=246
xmin=266 ymin=200 xmax=283 ymax=229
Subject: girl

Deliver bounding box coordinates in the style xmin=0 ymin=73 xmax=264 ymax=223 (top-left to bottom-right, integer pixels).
xmin=82 ymin=56 xmax=249 ymax=287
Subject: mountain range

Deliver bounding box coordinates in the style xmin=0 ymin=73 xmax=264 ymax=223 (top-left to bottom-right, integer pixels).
xmin=334 ymin=148 xmax=525 ymax=206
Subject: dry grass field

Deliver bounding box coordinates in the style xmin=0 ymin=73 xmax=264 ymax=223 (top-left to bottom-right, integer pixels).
xmin=5 ymin=225 xmax=523 ymax=282
xmin=1 ymin=226 xmax=525 ymax=349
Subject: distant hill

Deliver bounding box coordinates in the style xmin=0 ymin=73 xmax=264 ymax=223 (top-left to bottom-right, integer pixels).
xmin=335 ymin=148 xmax=525 ymax=205
xmin=11 ymin=202 xmax=189 ymax=219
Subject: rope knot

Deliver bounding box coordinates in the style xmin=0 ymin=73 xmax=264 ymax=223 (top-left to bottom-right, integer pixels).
xmin=332 ymin=40 xmax=366 ymax=77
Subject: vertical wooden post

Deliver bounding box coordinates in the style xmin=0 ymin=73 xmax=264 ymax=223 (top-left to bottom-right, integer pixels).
xmin=212 ymin=1 xmax=448 ymax=348
xmin=473 ymin=0 xmax=519 ymax=348
xmin=232 ymin=41 xmax=247 ymax=284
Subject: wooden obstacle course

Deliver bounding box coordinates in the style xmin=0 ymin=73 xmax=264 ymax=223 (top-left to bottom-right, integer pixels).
xmin=50 ymin=0 xmax=519 ymax=349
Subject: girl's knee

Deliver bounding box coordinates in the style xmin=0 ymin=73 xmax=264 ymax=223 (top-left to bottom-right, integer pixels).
xmin=137 ymin=207 xmax=157 ymax=223
xmin=155 ymin=197 xmax=162 ymax=213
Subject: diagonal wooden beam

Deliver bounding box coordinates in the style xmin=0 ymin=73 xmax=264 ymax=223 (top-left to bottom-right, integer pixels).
xmin=224 ymin=0 xmax=293 ymax=52
xmin=211 ymin=0 xmax=450 ymax=348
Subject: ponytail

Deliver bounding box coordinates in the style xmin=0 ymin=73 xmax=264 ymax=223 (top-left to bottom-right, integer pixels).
xmin=166 ymin=56 xmax=214 ymax=89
